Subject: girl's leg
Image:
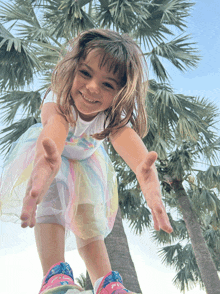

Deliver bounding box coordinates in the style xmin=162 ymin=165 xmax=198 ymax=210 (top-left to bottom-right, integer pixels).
xmin=34 ymin=223 xmax=65 ymax=276
xmin=34 ymin=181 xmax=67 ymax=276
xmin=77 ymin=239 xmax=112 ymax=286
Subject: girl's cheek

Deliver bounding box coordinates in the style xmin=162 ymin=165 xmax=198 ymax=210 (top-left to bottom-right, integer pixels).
xmin=72 ymin=80 xmax=80 ymax=91
xmin=75 ymin=76 xmax=84 ymax=87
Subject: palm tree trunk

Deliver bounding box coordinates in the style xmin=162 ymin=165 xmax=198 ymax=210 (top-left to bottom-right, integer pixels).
xmin=85 ymin=207 xmax=142 ymax=293
xmin=172 ymin=180 xmax=220 ymax=294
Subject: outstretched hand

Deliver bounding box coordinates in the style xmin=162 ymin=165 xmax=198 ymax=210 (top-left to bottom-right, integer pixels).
xmin=20 ymin=138 xmax=61 ymax=228
xmin=136 ymin=151 xmax=173 ymax=234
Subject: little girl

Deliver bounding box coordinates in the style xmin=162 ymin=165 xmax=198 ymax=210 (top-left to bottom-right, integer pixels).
xmin=0 ymin=29 xmax=172 ymax=294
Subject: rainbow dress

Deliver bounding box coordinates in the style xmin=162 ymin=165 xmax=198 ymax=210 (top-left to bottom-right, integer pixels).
xmin=0 ymin=92 xmax=118 ymax=250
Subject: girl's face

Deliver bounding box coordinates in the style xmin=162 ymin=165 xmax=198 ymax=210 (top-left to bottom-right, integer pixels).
xmin=70 ymin=49 xmax=121 ymax=121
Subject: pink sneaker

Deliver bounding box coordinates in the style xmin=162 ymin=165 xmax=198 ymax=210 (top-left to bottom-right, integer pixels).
xmin=96 ymin=271 xmax=136 ymax=294
xmin=39 ymin=261 xmax=83 ymax=294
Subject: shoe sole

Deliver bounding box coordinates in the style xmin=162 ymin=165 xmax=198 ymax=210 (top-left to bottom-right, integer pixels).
xmin=66 ymin=291 xmax=93 ymax=294
xmin=43 ymin=285 xmax=83 ymax=294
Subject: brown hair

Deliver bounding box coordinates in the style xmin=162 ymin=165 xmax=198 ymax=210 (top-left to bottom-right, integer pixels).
xmin=40 ymin=29 xmax=148 ymax=139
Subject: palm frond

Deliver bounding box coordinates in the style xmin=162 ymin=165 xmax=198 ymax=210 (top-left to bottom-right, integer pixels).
xmin=173 ymin=266 xmax=200 ymax=292
xmin=44 ymin=0 xmax=95 ymax=40
xmin=0 ymin=117 xmax=39 ymax=157
xmin=0 ymin=0 xmax=62 ymax=44
xmin=0 ymin=1 xmax=36 ymax=24
xmin=159 ymin=242 xmax=201 ymax=291
xmin=32 ymin=40 xmax=62 ymax=69
xmin=158 ymin=243 xmax=184 ymax=268
xmin=157 ymin=0 xmax=194 ymax=30
xmin=0 ymin=24 xmax=43 ymax=90
xmin=197 ymin=166 xmax=220 ymax=192
xmin=134 ymin=0 xmax=194 ymax=48
xmin=147 ymin=80 xmax=181 ymax=134
xmin=136 ymin=20 xmax=173 ymax=50
xmin=17 ymin=20 xmax=51 ymax=43
xmin=133 ymin=0 xmax=173 ymax=48
xmin=146 ymin=35 xmax=200 ymax=82
xmin=150 ymin=134 xmax=170 ymax=159
xmin=204 ymin=226 xmax=220 ymax=255
xmin=0 ymin=91 xmax=41 ymax=124
xmin=29 ymin=0 xmax=48 ymax=6
xmin=96 ymin=0 xmax=114 ymax=28
xmin=127 ymin=204 xmax=152 ymax=235
xmin=147 ymin=80 xmax=219 ymax=148
xmin=107 ymin=0 xmax=151 ymax=33
xmin=75 ymin=273 xmax=86 ymax=289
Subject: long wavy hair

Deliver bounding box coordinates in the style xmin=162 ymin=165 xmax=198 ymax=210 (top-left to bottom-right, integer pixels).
xmin=41 ymin=29 xmax=148 ymax=139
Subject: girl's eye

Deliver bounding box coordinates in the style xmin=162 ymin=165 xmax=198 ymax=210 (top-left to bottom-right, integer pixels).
xmin=79 ymin=70 xmax=91 ymax=77
xmin=103 ymin=82 xmax=114 ymax=89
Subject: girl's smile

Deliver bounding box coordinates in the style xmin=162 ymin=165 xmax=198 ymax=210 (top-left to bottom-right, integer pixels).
xmin=70 ymin=50 xmax=121 ymax=121
xmin=80 ymin=92 xmax=99 ymax=104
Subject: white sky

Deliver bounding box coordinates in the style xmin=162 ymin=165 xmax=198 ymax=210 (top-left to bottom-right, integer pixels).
xmin=1 ymin=1 xmax=220 ymax=294
xmin=0 ymin=219 xmax=204 ymax=294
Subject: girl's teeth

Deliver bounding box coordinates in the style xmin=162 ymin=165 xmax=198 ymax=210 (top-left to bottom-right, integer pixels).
xmin=82 ymin=94 xmax=97 ymax=103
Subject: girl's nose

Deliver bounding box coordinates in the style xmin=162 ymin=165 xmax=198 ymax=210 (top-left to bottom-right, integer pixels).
xmin=86 ymin=79 xmax=100 ymax=94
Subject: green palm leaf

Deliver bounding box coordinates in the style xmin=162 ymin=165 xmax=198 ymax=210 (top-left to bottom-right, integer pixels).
xmin=0 ymin=116 xmax=39 ymax=156
xmin=159 ymin=243 xmax=201 ymax=291
xmin=0 ymin=24 xmax=42 ymax=90
xmin=75 ymin=273 xmax=86 ymax=289
xmin=0 ymin=91 xmax=41 ymax=124
xmin=107 ymin=0 xmax=151 ymax=32
xmin=146 ymin=35 xmax=200 ymax=82
xmin=0 ymin=1 xmax=36 ymax=24
xmin=44 ymin=0 xmax=95 ymax=40
xmin=147 ymin=80 xmax=218 ymax=147
xmin=157 ymin=0 xmax=194 ymax=30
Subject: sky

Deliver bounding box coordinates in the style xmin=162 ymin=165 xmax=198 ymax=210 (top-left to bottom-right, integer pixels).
xmin=1 ymin=1 xmax=220 ymax=294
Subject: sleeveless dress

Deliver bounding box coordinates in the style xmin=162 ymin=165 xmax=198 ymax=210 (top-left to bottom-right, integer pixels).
xmin=0 ymin=92 xmax=119 ymax=250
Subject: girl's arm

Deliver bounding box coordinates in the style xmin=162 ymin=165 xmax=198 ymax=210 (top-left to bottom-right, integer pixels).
xmin=109 ymin=127 xmax=173 ymax=234
xmin=20 ymin=102 xmax=69 ymax=228
xmin=109 ymin=126 xmax=151 ymax=174
xmin=34 ymin=102 xmax=69 ymax=164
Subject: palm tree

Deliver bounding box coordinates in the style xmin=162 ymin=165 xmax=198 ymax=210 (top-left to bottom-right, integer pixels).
xmin=1 ymin=0 xmax=217 ymax=293
xmin=142 ymin=84 xmax=220 ymax=293
xmin=154 ymin=155 xmax=220 ymax=293
xmin=117 ymin=78 xmax=220 ymax=292
xmin=108 ymin=79 xmax=220 ymax=293
xmin=75 ymin=273 xmax=87 ymax=290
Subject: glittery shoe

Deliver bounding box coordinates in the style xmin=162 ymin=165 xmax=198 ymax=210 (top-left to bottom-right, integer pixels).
xmin=39 ymin=261 xmax=83 ymax=294
xmin=96 ymin=271 xmax=136 ymax=294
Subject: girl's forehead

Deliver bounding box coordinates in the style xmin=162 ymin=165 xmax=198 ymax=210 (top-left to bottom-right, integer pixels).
xmin=81 ymin=48 xmax=124 ymax=80
xmin=83 ymin=49 xmax=103 ymax=63
xmin=83 ymin=49 xmax=111 ymax=66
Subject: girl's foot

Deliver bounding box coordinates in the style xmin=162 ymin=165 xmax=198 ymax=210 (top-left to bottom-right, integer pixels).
xmin=39 ymin=261 xmax=83 ymax=294
xmin=96 ymin=271 xmax=136 ymax=294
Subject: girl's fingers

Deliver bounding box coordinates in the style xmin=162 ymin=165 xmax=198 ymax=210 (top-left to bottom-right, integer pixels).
xmin=21 ymin=180 xmax=33 ymax=220
xmin=21 ymin=198 xmax=37 ymax=228
xmin=152 ymin=206 xmax=173 ymax=234
xmin=29 ymin=207 xmax=37 ymax=228
xmin=21 ymin=188 xmax=38 ymax=224
xmin=151 ymin=210 xmax=160 ymax=231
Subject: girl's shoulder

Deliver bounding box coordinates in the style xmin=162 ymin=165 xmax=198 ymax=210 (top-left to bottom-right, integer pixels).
xmin=43 ymin=91 xmax=56 ymax=104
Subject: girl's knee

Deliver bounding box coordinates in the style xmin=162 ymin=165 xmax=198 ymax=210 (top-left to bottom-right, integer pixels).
xmin=76 ymin=235 xmax=104 ymax=256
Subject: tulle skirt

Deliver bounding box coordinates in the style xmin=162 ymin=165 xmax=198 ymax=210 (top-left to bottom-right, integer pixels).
xmin=0 ymin=123 xmax=118 ymax=250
